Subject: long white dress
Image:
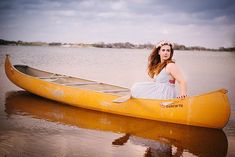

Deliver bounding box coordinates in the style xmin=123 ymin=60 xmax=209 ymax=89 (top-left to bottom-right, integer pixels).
xmin=131 ymin=68 xmax=176 ymax=99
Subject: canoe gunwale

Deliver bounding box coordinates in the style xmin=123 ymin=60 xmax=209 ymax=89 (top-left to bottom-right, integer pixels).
xmin=11 ymin=61 xmax=226 ymax=100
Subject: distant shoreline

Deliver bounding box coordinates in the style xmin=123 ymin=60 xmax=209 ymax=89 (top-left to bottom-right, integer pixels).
xmin=0 ymin=39 xmax=234 ymax=52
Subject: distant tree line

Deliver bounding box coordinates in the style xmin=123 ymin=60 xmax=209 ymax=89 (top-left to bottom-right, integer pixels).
xmin=91 ymin=42 xmax=153 ymax=49
xmin=218 ymin=46 xmax=235 ymax=52
xmin=0 ymin=39 xmax=48 ymax=46
xmin=0 ymin=39 xmax=234 ymax=51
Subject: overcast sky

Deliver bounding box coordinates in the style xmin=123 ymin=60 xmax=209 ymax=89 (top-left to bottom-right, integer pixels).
xmin=0 ymin=0 xmax=235 ymax=48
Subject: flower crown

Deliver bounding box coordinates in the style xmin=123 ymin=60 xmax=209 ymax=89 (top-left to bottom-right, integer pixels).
xmin=155 ymin=40 xmax=172 ymax=48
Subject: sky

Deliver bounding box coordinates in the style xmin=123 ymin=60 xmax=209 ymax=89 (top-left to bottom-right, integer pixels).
xmin=0 ymin=0 xmax=235 ymax=48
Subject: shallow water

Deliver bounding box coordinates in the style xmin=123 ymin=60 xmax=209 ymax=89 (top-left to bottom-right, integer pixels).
xmin=0 ymin=46 xmax=235 ymax=157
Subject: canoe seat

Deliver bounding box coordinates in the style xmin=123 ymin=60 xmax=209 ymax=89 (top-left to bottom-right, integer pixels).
xmin=37 ymin=74 xmax=69 ymax=82
xmin=62 ymin=82 xmax=101 ymax=86
xmin=37 ymin=75 xmax=68 ymax=79
xmin=100 ymin=89 xmax=130 ymax=93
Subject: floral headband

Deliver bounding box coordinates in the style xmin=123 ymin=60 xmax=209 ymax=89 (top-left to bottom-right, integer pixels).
xmin=155 ymin=40 xmax=172 ymax=49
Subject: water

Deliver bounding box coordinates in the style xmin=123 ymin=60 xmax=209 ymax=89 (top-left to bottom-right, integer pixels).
xmin=0 ymin=46 xmax=235 ymax=157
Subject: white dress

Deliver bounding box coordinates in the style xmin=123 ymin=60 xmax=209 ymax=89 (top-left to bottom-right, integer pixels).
xmin=131 ymin=68 xmax=176 ymax=99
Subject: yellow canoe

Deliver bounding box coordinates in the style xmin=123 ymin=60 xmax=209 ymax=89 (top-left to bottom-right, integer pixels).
xmin=5 ymin=91 xmax=228 ymax=157
xmin=5 ymin=55 xmax=230 ymax=129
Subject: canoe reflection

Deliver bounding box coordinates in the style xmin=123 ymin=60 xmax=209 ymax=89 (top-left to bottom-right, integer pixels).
xmin=5 ymin=91 xmax=228 ymax=157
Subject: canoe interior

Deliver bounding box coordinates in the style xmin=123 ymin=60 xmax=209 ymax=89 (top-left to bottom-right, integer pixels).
xmin=14 ymin=65 xmax=130 ymax=96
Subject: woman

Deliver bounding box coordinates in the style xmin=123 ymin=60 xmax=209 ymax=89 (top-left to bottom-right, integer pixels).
xmin=131 ymin=40 xmax=187 ymax=99
xmin=113 ymin=40 xmax=187 ymax=103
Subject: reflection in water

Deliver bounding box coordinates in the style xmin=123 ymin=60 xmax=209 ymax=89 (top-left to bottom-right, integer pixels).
xmin=5 ymin=91 xmax=228 ymax=157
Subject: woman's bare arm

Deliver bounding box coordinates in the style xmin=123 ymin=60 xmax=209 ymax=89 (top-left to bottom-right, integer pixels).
xmin=166 ymin=63 xmax=187 ymax=97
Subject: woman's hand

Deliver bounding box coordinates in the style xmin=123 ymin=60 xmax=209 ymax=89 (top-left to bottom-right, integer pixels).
xmin=177 ymin=94 xmax=188 ymax=99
